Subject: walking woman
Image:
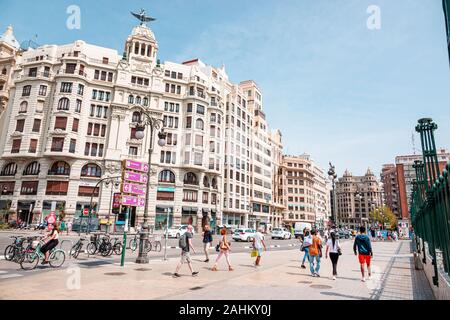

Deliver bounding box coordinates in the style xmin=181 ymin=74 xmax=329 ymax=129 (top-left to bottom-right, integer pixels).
xmin=211 ymin=228 xmax=234 ymax=271
xmin=300 ymin=230 xmax=312 ymax=269
xmin=202 ymin=225 xmax=213 ymax=262
xmin=40 ymin=224 xmax=60 ymax=265
xmin=325 ymin=231 xmax=341 ymax=280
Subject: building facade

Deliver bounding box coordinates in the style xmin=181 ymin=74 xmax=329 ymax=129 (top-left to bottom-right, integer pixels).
xmin=380 ymin=164 xmax=400 ymax=218
xmin=335 ymin=168 xmax=383 ymax=230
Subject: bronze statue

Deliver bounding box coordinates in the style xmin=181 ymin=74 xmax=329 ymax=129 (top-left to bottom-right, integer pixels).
xmin=131 ymin=9 xmax=156 ymax=26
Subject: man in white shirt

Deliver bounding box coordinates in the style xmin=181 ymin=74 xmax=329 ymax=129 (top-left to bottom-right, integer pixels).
xmin=252 ymin=227 xmax=267 ymax=267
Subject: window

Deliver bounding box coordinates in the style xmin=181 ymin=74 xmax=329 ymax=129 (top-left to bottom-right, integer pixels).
xmin=21 ymin=181 xmax=39 ymax=195
xmin=184 ymin=172 xmax=198 ymax=185
xmin=19 ymin=101 xmax=28 ymax=113
xmin=15 ymin=119 xmax=25 ymax=132
xmin=129 ymin=146 xmax=138 ymax=155
xmin=46 ymin=181 xmax=69 ymax=196
xmin=43 ymin=66 xmax=50 ymax=77
xmin=81 ymin=164 xmax=102 ymax=177
xmin=22 ymin=85 xmax=31 ymax=96
xmin=103 ymin=106 xmax=108 ymax=118
xmin=54 ymin=117 xmax=68 ymax=130
xmin=194 ymin=152 xmax=203 ymax=166
xmin=197 ymin=105 xmax=205 ymax=114
xmin=203 ymin=176 xmax=210 ymax=188
xmin=87 ymin=123 xmax=93 ymax=135
xmin=69 ymin=139 xmax=76 ymax=153
xmin=93 ymin=124 xmax=100 ymax=136
xmin=101 ymin=124 xmax=106 ymax=137
xmin=11 ymin=139 xmax=21 ymax=153
xmin=29 ymin=119 xmax=40 ymax=134
xmin=91 ymin=143 xmax=98 ymax=156
xmin=183 ymin=190 xmax=198 ymax=202
xmin=84 ymin=143 xmax=90 ymax=156
xmin=72 ymin=118 xmax=79 ymax=132
xmin=132 ymin=111 xmax=141 ymax=123
xmin=128 ymin=95 xmax=134 ymax=104
xmin=98 ymin=144 xmax=104 ymax=157
xmin=77 ymin=84 xmax=84 ymax=95
xmin=186 ymin=116 xmax=192 ymax=129
xmin=158 ymin=170 xmax=175 ymax=183
xmin=78 ymin=186 xmax=99 ymax=197
xmin=51 ymin=137 xmax=64 ymax=152
xmin=202 ymin=192 xmax=209 ymax=204
xmin=195 ymin=118 xmax=204 ymax=130
xmin=23 ymin=162 xmax=40 ymax=176
xmin=38 ymin=85 xmax=47 ymax=96
xmin=60 ymin=82 xmax=72 ymax=93
xmin=92 ymin=90 xmax=98 ymax=100
xmin=49 ymin=161 xmax=70 ymax=175
xmin=75 ymin=99 xmax=82 ymax=113
xmin=29 ymin=139 xmax=38 ymax=153
xmin=1 ymin=67 xmax=6 ymax=75
xmin=57 ymin=98 xmax=70 ymax=110
xmin=96 ymin=106 xmax=102 ymax=117
xmin=90 ymin=105 xmax=95 ymax=117
xmin=143 ymin=97 xmax=148 ymax=106
xmin=1 ymin=163 xmax=17 ymax=176
xmin=195 ymin=135 xmax=203 ymax=147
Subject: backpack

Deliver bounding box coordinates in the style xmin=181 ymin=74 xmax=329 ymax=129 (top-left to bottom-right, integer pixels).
xmin=178 ymin=233 xmax=188 ymax=249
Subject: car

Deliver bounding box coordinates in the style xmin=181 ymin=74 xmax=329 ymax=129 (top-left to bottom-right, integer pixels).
xmin=165 ymin=225 xmax=195 ymax=238
xmin=232 ymin=228 xmax=256 ymax=242
xmin=337 ymin=229 xmax=350 ymax=239
xmin=271 ymin=227 xmax=292 ymax=240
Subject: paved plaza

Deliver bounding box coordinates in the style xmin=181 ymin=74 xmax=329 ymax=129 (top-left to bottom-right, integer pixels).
xmin=0 ymin=239 xmax=434 ymax=300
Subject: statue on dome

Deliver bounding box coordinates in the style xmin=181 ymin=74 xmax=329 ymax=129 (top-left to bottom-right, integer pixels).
xmin=131 ymin=9 xmax=156 ymax=26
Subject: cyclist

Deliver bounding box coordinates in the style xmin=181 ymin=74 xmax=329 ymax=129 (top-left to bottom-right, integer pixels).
xmin=40 ymin=224 xmax=60 ymax=265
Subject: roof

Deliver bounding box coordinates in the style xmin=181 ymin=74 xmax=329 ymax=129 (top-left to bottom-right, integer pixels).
xmin=0 ymin=26 xmax=20 ymax=49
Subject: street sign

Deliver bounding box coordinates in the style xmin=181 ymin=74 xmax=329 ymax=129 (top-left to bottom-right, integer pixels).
xmin=121 ymin=195 xmax=145 ymax=207
xmin=123 ymin=171 xmax=148 ymax=184
xmin=47 ymin=212 xmax=56 ymax=224
xmin=122 ymin=182 xmax=146 ymax=195
xmin=124 ymin=160 xmax=149 ymax=173
xmin=83 ymin=208 xmax=89 ymax=216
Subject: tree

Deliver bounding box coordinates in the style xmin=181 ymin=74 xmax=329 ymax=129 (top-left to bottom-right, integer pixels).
xmin=369 ymin=206 xmax=397 ymax=229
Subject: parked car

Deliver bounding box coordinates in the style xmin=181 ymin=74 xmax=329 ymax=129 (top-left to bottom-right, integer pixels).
xmin=232 ymin=228 xmax=256 ymax=242
xmin=337 ymin=229 xmax=350 ymax=239
xmin=165 ymin=225 xmax=195 ymax=238
xmin=271 ymin=227 xmax=292 ymax=240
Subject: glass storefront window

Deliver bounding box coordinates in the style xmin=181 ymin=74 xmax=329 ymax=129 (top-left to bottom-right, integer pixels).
xmin=155 ymin=206 xmax=173 ymax=230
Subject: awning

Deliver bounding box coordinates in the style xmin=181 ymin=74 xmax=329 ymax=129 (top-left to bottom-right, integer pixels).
xmin=182 ymin=207 xmax=197 ymax=213
xmin=202 ymin=208 xmax=209 ymax=213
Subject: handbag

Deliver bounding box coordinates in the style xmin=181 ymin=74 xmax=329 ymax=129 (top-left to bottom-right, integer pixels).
xmin=338 ymin=249 xmax=342 ymax=256
xmin=251 ymin=249 xmax=258 ymax=257
xmin=215 ymin=244 xmax=220 ymax=252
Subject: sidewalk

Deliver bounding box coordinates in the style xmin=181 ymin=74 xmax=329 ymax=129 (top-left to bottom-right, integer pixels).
xmin=0 ymin=240 xmax=434 ymax=300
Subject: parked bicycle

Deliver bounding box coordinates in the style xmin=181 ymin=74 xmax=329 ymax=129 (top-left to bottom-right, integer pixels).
xmin=110 ymin=237 xmax=123 ymax=255
xmin=69 ymin=237 xmax=87 ymax=259
xmin=86 ymin=234 xmax=112 ymax=256
xmin=20 ymin=237 xmax=66 ymax=270
xmin=4 ymin=236 xmax=27 ymax=262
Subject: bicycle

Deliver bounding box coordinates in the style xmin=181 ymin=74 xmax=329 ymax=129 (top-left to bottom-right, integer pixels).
xmin=129 ymin=233 xmax=153 ymax=253
xmin=87 ymin=234 xmax=112 ymax=256
xmin=110 ymin=237 xmax=123 ymax=255
xmin=20 ymin=238 xmax=66 ymax=270
xmin=4 ymin=236 xmax=23 ymax=262
xmin=69 ymin=237 xmax=87 ymax=259
xmin=149 ymin=235 xmax=162 ymax=252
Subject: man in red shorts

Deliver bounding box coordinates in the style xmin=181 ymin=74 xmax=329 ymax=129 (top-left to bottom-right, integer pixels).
xmin=353 ymin=226 xmax=373 ymax=282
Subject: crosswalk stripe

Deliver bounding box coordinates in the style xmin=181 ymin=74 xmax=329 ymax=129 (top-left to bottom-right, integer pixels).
xmin=0 ymin=255 xmax=5 ymax=260
xmin=0 ymin=273 xmax=23 ymax=280
xmin=0 ymin=270 xmax=7 ymax=274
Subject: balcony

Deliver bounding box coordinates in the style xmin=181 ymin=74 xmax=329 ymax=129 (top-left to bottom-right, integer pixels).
xmin=56 ymin=69 xmax=88 ymax=78
xmin=15 ymin=71 xmax=52 ymax=81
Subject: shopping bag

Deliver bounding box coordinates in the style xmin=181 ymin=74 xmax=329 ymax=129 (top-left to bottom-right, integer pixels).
xmin=251 ymin=249 xmax=258 ymax=257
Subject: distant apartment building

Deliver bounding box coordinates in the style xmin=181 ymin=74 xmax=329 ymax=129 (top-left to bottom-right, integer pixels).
xmin=335 ymin=168 xmax=383 ymax=230
xmin=395 ymin=148 xmax=450 ymax=219
xmin=380 ymin=164 xmax=400 ymax=218
xmin=269 ymin=129 xmax=284 ymax=229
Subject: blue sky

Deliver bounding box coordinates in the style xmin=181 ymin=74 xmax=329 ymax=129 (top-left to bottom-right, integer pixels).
xmin=1 ymin=0 xmax=449 ymax=177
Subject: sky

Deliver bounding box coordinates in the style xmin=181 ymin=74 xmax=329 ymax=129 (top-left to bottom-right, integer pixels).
xmin=1 ymin=0 xmax=449 ymax=177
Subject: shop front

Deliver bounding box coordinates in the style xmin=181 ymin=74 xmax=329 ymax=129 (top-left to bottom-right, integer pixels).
xmin=0 ymin=200 xmax=11 ymax=223
xmin=155 ymin=205 xmax=174 ymax=230
xmin=181 ymin=206 xmax=198 ymax=231
xmin=17 ymin=201 xmax=36 ymax=224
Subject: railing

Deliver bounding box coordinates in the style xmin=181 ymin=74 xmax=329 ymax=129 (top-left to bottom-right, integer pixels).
xmin=411 ymin=118 xmax=450 ymax=286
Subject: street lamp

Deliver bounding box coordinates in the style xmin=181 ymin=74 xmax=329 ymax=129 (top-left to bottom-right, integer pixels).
xmin=328 ymin=162 xmax=338 ymax=229
xmin=134 ymin=110 xmax=167 ymax=264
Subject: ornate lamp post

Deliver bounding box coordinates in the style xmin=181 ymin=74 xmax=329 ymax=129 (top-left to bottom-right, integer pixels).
xmin=134 ymin=110 xmax=167 ymax=264
xmin=328 ymin=162 xmax=338 ymax=229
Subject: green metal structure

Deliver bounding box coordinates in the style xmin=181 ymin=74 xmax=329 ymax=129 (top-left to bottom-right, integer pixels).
xmin=411 ymin=118 xmax=450 ymax=286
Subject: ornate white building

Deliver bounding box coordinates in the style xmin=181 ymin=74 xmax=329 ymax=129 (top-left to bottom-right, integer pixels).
xmin=0 ymin=18 xmax=287 ymax=232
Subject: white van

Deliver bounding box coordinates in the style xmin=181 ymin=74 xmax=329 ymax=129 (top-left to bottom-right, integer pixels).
xmin=294 ymin=222 xmax=312 ymax=239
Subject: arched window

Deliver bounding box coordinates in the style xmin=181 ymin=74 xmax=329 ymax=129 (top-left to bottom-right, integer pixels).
xmin=143 ymin=97 xmax=149 ymax=106
xmin=23 ymin=161 xmax=40 ymax=176
xmin=49 ymin=161 xmax=70 ymax=176
xmin=128 ymin=95 xmax=134 ymax=104
xmin=19 ymin=101 xmax=28 ymax=113
xmin=132 ymin=111 xmax=141 ymax=123
xmin=0 ymin=163 xmax=17 ymax=176
xmin=203 ymin=176 xmax=210 ymax=188
xmin=57 ymin=98 xmax=70 ymax=110
xmin=158 ymin=170 xmax=175 ymax=183
xmin=211 ymin=177 xmax=218 ymax=189
xmin=81 ymin=163 xmax=102 ymax=178
xmin=184 ymin=172 xmax=198 ymax=185
xmin=2 ymin=67 xmax=6 ymax=75
xmin=134 ymin=42 xmax=139 ymax=55
xmin=135 ymin=96 xmax=142 ymax=105
xmin=195 ymin=118 xmax=204 ymax=130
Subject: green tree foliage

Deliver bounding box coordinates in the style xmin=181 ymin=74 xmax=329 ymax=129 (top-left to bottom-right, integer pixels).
xmin=369 ymin=206 xmax=397 ymax=228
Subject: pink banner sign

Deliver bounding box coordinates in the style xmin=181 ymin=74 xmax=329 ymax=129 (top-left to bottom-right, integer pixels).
xmin=124 ymin=160 xmax=149 ymax=173
xmin=122 ymin=183 xmax=146 ymax=195
xmin=121 ymin=195 xmax=145 ymax=207
xmin=124 ymin=171 xmax=148 ymax=184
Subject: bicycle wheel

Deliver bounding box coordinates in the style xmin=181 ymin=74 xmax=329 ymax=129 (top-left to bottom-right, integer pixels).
xmin=101 ymin=243 xmax=112 ymax=257
xmin=153 ymin=241 xmax=162 ymax=252
xmin=4 ymin=245 xmax=15 ymax=261
xmin=72 ymin=243 xmax=82 ymax=259
xmin=20 ymin=251 xmax=39 ymax=270
xmin=49 ymin=250 xmax=65 ymax=268
xmin=144 ymin=240 xmax=152 ymax=253
xmin=113 ymin=243 xmax=123 ymax=255
xmin=129 ymin=239 xmax=137 ymax=252
xmin=87 ymin=242 xmax=97 ymax=255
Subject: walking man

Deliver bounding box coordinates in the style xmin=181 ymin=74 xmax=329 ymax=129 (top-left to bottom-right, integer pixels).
xmin=308 ymin=229 xmax=322 ymax=277
xmin=202 ymin=225 xmax=213 ymax=262
xmin=253 ymin=227 xmax=267 ymax=267
xmin=354 ymin=226 xmax=373 ymax=282
xmin=174 ymin=225 xmax=199 ymax=277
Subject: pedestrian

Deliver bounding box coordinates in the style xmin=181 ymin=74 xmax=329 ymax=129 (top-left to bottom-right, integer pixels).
xmin=377 ymin=230 xmax=382 ymax=241
xmin=308 ymin=229 xmax=322 ymax=277
xmin=325 ymin=231 xmax=341 ymax=280
xmin=300 ymin=230 xmax=312 ymax=269
xmin=353 ymin=226 xmax=373 ymax=282
xmin=173 ymin=225 xmax=199 ymax=278
xmin=67 ymin=220 xmax=72 ymax=235
xmin=211 ymin=228 xmax=234 ymax=271
xmin=40 ymin=224 xmax=60 ymax=265
xmin=252 ymin=227 xmax=267 ymax=267
xmin=202 ymin=225 xmax=213 ymax=262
